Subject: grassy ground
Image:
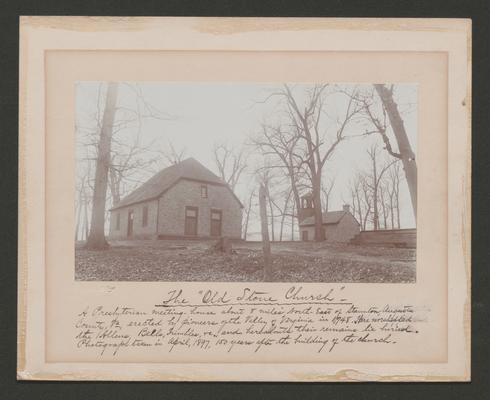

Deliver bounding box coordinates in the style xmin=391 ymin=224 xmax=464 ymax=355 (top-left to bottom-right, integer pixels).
xmin=75 ymin=240 xmax=416 ymax=283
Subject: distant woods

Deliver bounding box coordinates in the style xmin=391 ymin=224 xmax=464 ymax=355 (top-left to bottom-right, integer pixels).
xmin=347 ymin=144 xmax=403 ymax=231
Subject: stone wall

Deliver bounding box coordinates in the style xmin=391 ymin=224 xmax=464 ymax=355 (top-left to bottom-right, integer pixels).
xmin=325 ymin=213 xmax=360 ymax=242
xmin=300 ymin=213 xmax=360 ymax=242
xmin=109 ymin=199 xmax=159 ymax=240
xmin=157 ymin=179 xmax=242 ymax=239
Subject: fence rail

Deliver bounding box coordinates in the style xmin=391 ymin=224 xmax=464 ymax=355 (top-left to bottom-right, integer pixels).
xmin=350 ymin=228 xmax=416 ymax=248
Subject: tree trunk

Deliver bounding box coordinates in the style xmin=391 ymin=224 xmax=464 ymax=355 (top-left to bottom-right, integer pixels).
xmin=374 ymin=84 xmax=417 ymax=220
xmin=291 ymin=210 xmax=295 ymax=241
xmin=109 ymin=167 xmax=121 ymax=205
xmin=242 ymin=192 xmax=253 ymax=240
xmin=389 ymin=194 xmax=395 ymax=229
xmin=279 ymin=190 xmax=291 ymax=242
xmin=372 ymin=155 xmax=379 ymax=231
xmin=323 ymin=194 xmax=329 ymax=213
xmin=75 ymin=198 xmax=82 ymax=242
xmin=268 ymin=196 xmax=275 ymax=242
xmin=380 ymin=188 xmax=387 ymax=229
xmin=85 ymin=82 xmax=119 ymax=249
xmin=259 ymin=184 xmax=272 ymax=281
xmin=287 ymin=165 xmax=302 ymax=230
xmin=83 ymin=193 xmax=89 ymax=240
xmin=356 ymin=192 xmax=362 ymax=229
xmin=312 ymin=174 xmax=325 ymax=241
xmin=396 ymin=194 xmax=401 ymax=229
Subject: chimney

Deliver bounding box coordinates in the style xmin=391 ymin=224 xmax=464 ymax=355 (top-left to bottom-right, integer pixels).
xmin=343 ymin=204 xmax=350 ymax=213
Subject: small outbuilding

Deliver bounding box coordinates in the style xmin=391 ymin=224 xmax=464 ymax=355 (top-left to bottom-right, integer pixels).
xmin=109 ymin=158 xmax=243 ymax=240
xmin=298 ymin=194 xmax=360 ymax=242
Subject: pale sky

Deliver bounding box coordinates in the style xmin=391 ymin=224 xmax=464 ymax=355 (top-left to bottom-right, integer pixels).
xmin=76 ymin=82 xmax=417 ymax=235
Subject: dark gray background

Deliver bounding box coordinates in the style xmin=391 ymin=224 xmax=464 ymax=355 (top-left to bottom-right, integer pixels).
xmin=0 ymin=1 xmax=488 ymax=399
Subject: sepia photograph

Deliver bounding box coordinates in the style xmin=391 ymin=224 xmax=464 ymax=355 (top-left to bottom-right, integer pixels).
xmin=75 ymin=82 xmax=417 ymax=283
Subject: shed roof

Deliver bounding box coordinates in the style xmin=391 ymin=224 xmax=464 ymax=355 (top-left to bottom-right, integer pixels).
xmin=299 ymin=210 xmax=349 ymax=227
xmin=110 ymin=158 xmax=242 ymax=210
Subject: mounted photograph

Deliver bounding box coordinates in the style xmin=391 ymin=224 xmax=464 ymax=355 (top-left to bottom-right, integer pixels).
xmin=75 ymin=82 xmax=417 ymax=283
xmin=19 ymin=17 xmax=471 ymax=382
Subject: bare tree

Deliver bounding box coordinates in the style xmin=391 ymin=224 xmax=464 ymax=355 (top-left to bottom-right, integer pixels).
xmin=291 ymin=211 xmax=296 ymax=241
xmin=75 ymin=185 xmax=83 ymax=242
xmin=387 ymin=161 xmax=403 ymax=229
xmin=278 ymin=188 xmax=293 ymax=241
xmin=365 ymin=144 xmax=399 ymax=230
xmin=160 ymin=141 xmax=188 ymax=166
xmin=85 ymin=82 xmax=119 ymax=249
xmin=213 ymin=142 xmax=247 ymax=191
xmin=266 ymin=186 xmax=294 ymax=242
xmin=346 ymin=174 xmax=363 ymax=229
xmin=109 ymin=133 xmax=161 ymax=205
xmin=82 ymin=187 xmax=90 ymax=240
xmin=321 ymin=176 xmax=336 ymax=213
xmin=77 ymin=83 xmax=175 ymax=247
xmin=350 ymin=85 xmax=417 ymax=219
xmin=241 ymin=188 xmax=256 ymax=240
xmin=278 ymin=84 xmax=362 ymax=241
xmin=374 ymin=84 xmax=417 ymax=218
xmin=259 ymin=183 xmax=272 ymax=281
xmin=75 ymin=174 xmax=91 ymax=241
xmin=348 ymin=145 xmax=399 ymax=231
xmin=379 ymin=182 xmax=389 ymax=229
xmin=359 ymin=175 xmax=373 ymax=230
xmin=251 ymin=123 xmax=306 ymax=227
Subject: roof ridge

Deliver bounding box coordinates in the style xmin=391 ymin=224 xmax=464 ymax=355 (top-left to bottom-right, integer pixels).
xmin=110 ymin=157 xmax=228 ymax=210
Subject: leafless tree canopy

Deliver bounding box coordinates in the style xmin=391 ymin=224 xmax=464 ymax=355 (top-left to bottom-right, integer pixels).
xmin=251 ymin=84 xmax=367 ymax=240
xmin=76 ymin=82 xmax=416 ymax=246
xmin=213 ymin=142 xmax=247 ymax=191
xmin=346 ymin=146 xmax=403 ymax=231
xmin=342 ymin=84 xmax=417 ymax=218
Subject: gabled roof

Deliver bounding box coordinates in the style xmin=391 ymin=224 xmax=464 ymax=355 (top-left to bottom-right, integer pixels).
xmin=110 ymin=158 xmax=242 ymax=210
xmin=299 ymin=210 xmax=353 ymax=227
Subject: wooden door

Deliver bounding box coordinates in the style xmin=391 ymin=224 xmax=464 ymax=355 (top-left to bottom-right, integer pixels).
xmin=127 ymin=210 xmax=134 ymax=237
xmin=184 ymin=206 xmax=198 ymax=236
xmin=301 ymin=230 xmax=308 ymax=241
xmin=210 ymin=209 xmax=222 ymax=237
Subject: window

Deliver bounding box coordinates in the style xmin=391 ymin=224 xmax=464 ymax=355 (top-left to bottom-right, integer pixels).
xmin=211 ymin=210 xmax=222 ymax=221
xmin=142 ymin=205 xmax=148 ymax=227
xmin=201 ymin=185 xmax=208 ymax=198
xmin=185 ymin=207 xmax=197 ymax=217
xmin=116 ymin=212 xmax=120 ymax=230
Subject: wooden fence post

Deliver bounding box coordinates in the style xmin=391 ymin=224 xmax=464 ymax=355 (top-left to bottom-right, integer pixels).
xmin=259 ymin=184 xmax=272 ymax=281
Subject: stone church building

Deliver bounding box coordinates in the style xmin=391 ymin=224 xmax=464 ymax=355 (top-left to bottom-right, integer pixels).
xmin=298 ymin=193 xmax=360 ymax=242
xmin=109 ymin=158 xmax=243 ymax=240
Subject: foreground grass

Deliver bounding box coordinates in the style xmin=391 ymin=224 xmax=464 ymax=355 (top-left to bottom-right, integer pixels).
xmin=75 ymin=240 xmax=416 ymax=283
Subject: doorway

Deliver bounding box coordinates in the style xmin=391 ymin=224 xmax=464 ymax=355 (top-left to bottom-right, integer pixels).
xmin=127 ymin=210 xmax=134 ymax=237
xmin=210 ymin=209 xmax=222 ymax=237
xmin=184 ymin=206 xmax=198 ymax=236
